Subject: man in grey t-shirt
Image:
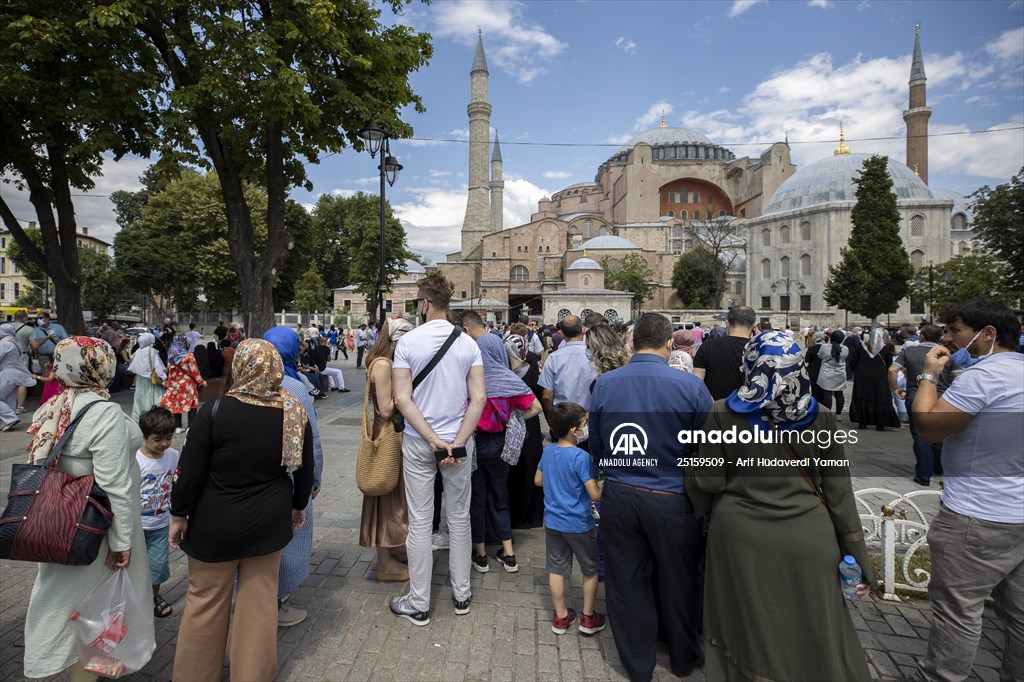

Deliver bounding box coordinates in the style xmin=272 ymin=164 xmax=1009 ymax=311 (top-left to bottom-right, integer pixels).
xmin=890 ymin=324 xmax=944 ymax=486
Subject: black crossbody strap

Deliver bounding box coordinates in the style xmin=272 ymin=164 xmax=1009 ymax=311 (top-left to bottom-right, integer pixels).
xmin=43 ymin=400 xmax=107 ymax=470
xmin=412 ymin=327 xmax=462 ymax=390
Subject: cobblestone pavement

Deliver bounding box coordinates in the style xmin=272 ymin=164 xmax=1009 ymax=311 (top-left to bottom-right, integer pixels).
xmin=0 ymin=356 xmax=1008 ymax=681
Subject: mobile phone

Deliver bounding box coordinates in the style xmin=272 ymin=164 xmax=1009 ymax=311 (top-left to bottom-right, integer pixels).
xmin=433 ymin=449 xmax=450 ymax=461
xmin=450 ymin=446 xmax=467 ymax=459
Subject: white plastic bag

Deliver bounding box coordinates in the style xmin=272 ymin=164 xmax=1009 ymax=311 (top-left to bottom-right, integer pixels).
xmin=70 ymin=568 xmax=156 ymax=678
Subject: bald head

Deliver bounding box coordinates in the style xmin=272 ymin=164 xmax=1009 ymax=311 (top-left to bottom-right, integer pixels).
xmin=560 ymin=315 xmax=583 ymax=340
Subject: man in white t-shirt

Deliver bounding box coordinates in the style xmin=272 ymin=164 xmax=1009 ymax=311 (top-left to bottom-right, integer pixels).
xmin=354 ymin=324 xmax=368 ymax=368
xmin=390 ymin=273 xmax=485 ymax=626
xmin=912 ymin=300 xmax=1024 ymax=682
xmin=185 ymin=322 xmax=203 ymax=352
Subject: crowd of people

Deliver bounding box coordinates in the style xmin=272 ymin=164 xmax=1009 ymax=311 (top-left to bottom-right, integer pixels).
xmin=3 ymin=283 xmax=1021 ymax=682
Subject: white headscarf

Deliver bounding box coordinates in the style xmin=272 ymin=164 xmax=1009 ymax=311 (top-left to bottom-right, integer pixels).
xmin=127 ymin=332 xmax=167 ymax=379
xmin=861 ymin=328 xmax=889 ymax=359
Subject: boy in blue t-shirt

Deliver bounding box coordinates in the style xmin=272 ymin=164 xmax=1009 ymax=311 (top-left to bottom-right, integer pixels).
xmin=535 ymin=402 xmax=604 ymax=636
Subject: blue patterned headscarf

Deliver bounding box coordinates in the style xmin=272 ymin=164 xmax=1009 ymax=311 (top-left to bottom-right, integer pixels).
xmin=168 ymin=336 xmax=190 ymax=366
xmin=725 ymin=331 xmax=818 ymax=431
xmin=263 ymin=325 xmax=302 ymax=381
xmin=477 ymin=332 xmax=531 ymax=398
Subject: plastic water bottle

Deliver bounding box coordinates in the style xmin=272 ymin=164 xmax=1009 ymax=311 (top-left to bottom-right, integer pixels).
xmin=839 ymin=555 xmax=862 ymax=599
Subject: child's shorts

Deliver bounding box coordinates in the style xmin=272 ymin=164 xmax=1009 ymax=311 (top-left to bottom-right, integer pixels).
xmin=144 ymin=526 xmax=170 ymax=585
xmin=545 ymin=527 xmax=598 ymax=577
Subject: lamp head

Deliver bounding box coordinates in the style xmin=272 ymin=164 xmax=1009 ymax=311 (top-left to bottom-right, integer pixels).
xmin=358 ymin=119 xmax=385 ymax=158
xmin=382 ymin=155 xmax=403 ymax=186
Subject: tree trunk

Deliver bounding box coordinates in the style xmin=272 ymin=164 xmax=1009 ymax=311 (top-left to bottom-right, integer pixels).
xmin=53 ymin=275 xmax=88 ymax=335
xmin=238 ymin=271 xmax=276 ymax=338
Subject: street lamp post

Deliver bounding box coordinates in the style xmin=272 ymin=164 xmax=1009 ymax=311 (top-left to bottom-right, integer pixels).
xmin=769 ymin=277 xmax=806 ymax=329
xmin=357 ymin=119 xmax=403 ymax=328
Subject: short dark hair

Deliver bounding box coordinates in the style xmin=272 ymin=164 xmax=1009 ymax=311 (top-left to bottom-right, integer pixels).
xmin=560 ymin=315 xmax=583 ymax=339
xmin=920 ymin=324 xmax=942 ymax=342
xmin=461 ymin=310 xmax=484 ymax=329
xmin=139 ymin=406 xmax=175 ymax=438
xmin=900 ymin=323 xmax=917 ymax=337
xmin=760 ymin=321 xmax=774 ymax=332
xmin=942 ymin=299 xmax=1019 ymax=349
xmin=549 ymin=402 xmax=586 ymax=441
xmin=518 ymin=314 xmax=530 ymax=325
xmin=632 ymin=313 xmax=673 ymax=351
xmin=727 ymin=306 xmax=756 ymax=329
xmin=416 ymin=271 xmax=453 ymax=310
xmin=583 ymin=312 xmax=608 ymax=329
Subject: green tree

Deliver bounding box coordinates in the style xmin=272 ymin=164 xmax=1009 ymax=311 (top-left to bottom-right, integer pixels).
xmin=968 ymin=167 xmax=1024 ymax=290
xmin=110 ymin=162 xmax=180 ymax=230
xmin=0 ymin=1 xmax=160 ymax=333
xmin=293 ymin=264 xmax=326 ymax=315
xmin=79 ymin=248 xmax=125 ymax=321
xmin=340 ymin=193 xmax=414 ymax=322
xmin=602 ymin=253 xmax=655 ymax=310
xmin=823 ymin=155 xmax=912 ymax=324
xmin=686 ymin=216 xmax=747 ymax=308
xmin=111 ymin=0 xmax=431 ymax=336
xmin=14 ymin=287 xmax=45 ymax=307
xmin=910 ymin=254 xmax=1022 ymax=318
xmin=672 ymin=249 xmax=726 ymax=308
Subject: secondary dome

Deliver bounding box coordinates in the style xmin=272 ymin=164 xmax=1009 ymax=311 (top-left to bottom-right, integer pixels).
xmin=765 ymin=153 xmax=934 ymax=215
xmin=567 ymin=257 xmax=603 ymax=271
xmin=570 ymin=235 xmax=639 ymax=251
xmin=403 ymin=259 xmax=426 ymax=274
xmin=617 ymin=126 xmax=714 ymax=154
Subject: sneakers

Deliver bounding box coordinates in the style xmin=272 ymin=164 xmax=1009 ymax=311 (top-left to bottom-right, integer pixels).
xmin=431 ymin=530 xmax=450 ymax=551
xmin=278 ymin=604 xmax=307 ymax=627
xmin=578 ymin=611 xmax=607 ymax=636
xmin=551 ymin=609 xmax=577 ymax=635
xmin=389 ymin=596 xmax=430 ymax=626
xmin=452 ymin=595 xmax=471 ymax=616
xmin=472 ymin=554 xmax=490 ymax=573
xmin=495 ymin=549 xmax=518 ymax=573
xmin=15 ymin=406 xmax=27 ymax=414
xmin=174 ymin=427 xmax=184 ymax=434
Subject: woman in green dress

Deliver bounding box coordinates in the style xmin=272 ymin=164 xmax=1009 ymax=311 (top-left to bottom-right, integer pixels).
xmin=687 ymin=330 xmax=874 ymax=682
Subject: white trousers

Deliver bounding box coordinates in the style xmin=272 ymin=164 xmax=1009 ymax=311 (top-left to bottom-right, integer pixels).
xmin=321 ymin=366 xmax=345 ymax=390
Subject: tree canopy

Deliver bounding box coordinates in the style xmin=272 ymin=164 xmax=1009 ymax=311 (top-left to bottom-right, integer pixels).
xmin=823 ymin=155 xmax=912 ymax=323
xmin=671 ymin=248 xmax=727 ymax=308
xmin=968 ymin=167 xmax=1024 ymax=290
xmin=910 ymin=254 xmax=1022 ymax=318
xmin=602 ymin=254 xmax=655 ymax=309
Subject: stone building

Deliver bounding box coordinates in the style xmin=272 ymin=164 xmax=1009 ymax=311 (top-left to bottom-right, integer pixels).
xmin=433 ymin=27 xmax=973 ymax=326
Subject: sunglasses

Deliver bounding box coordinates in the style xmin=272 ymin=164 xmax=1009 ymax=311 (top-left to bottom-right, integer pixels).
xmin=410 ymin=297 xmax=432 ymax=306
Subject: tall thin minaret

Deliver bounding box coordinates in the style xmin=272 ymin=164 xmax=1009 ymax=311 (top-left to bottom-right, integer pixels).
xmin=461 ymin=30 xmax=493 ymax=260
xmin=490 ymin=131 xmax=504 ymax=234
xmin=903 ymin=24 xmax=931 ymax=184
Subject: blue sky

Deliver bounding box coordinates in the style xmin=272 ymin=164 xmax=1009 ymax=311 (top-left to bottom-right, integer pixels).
xmin=6 ymin=0 xmax=1022 ymax=262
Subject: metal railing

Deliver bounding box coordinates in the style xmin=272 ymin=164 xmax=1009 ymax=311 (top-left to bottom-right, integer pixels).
xmin=855 ymin=487 xmax=942 ymax=601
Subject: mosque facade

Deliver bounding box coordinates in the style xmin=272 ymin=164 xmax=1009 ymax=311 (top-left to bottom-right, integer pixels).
xmin=435 ymin=28 xmax=977 ymax=326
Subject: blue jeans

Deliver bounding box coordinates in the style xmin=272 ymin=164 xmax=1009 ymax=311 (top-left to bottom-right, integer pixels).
xmin=470 ymin=431 xmax=511 ymax=545
xmin=907 ymin=409 xmax=941 ymax=482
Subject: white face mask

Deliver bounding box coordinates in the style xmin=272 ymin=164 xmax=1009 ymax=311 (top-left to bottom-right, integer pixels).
xmin=966 ymin=328 xmax=995 ymax=360
xmin=576 ymin=424 xmax=589 ymax=443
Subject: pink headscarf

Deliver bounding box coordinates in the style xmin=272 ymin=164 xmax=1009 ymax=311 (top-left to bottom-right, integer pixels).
xmin=672 ymin=329 xmax=697 ymax=358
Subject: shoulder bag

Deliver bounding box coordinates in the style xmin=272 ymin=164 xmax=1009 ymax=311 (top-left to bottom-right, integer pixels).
xmin=763 ymin=411 xmax=826 ymax=506
xmin=149 ymin=348 xmax=162 ymax=385
xmin=0 ymin=401 xmax=115 ymax=565
xmin=390 ymin=326 xmax=462 ymax=433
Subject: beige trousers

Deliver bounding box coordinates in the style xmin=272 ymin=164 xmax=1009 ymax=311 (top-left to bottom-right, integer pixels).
xmin=172 ymin=550 xmax=282 ymax=682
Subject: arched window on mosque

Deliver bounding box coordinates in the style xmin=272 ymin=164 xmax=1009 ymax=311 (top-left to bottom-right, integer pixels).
xmin=580 ymin=308 xmax=594 ymax=320
xmin=719 ymin=210 xmax=727 ymax=217
xmin=584 ymin=220 xmax=593 ymax=239
xmin=604 ymin=309 xmax=619 ymax=320
xmin=910 ymin=215 xmax=925 ymax=237
xmin=761 ymin=259 xmax=771 ymax=278
xmin=952 ymin=213 xmax=967 ymax=230
xmin=693 ymin=210 xmax=702 ymax=220
xmin=780 ymin=256 xmax=791 ymax=278
xmin=910 ymin=250 xmax=925 ymax=269
xmin=606 ymin=258 xmax=621 ymax=270
xmin=679 ymin=210 xmax=688 ymax=220
xmin=511 ymin=265 xmax=529 ymax=282
xmin=800 ymin=254 xmax=811 ymax=277
xmin=557 ymin=308 xmax=572 ymax=321
xmin=780 ymin=225 xmax=791 ymax=244
xmin=761 ymin=229 xmax=771 ymax=247
xmin=569 ymin=225 xmax=579 ymax=236
xmin=735 ymin=280 xmax=744 ymax=294
xmin=668 ymin=210 xmax=675 ymax=218
xmin=582 ymin=276 xmax=591 ymax=286
xmin=800 ymin=221 xmax=811 ymax=241
xmin=599 ymin=225 xmax=610 ymax=235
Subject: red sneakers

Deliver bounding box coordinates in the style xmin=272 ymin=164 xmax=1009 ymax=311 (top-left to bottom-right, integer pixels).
xmin=551 ymin=608 xmax=577 ymax=635
xmin=579 ymin=611 xmax=607 ymax=636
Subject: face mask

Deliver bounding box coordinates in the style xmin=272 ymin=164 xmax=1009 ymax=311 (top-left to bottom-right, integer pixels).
xmin=576 ymin=425 xmax=589 ymax=443
xmin=965 ymin=328 xmax=995 ymax=360
xmin=951 ymin=347 xmax=982 ymax=369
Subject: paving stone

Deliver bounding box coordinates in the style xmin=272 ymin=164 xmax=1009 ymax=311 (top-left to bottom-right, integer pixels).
xmin=884 ymin=613 xmax=919 ymax=637
xmin=868 ymin=619 xmax=896 ymax=635
xmin=866 ymin=649 xmax=900 ymax=678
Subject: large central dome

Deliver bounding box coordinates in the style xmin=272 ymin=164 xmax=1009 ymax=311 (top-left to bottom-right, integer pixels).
xmin=616 ymin=126 xmax=714 ymax=154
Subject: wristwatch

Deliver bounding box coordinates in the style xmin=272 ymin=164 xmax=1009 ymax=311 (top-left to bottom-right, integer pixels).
xmin=916 ymin=373 xmax=938 ymax=384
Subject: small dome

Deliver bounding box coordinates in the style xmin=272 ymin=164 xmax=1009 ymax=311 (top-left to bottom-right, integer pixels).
xmin=764 ymin=153 xmax=934 ymax=215
xmin=404 ymin=259 xmax=426 ymax=274
xmin=571 ymin=235 xmax=639 ymax=251
xmin=567 ymin=257 xmax=603 ymax=271
xmin=617 ymin=126 xmax=714 ymax=154
xmin=930 ymin=188 xmax=973 ymax=224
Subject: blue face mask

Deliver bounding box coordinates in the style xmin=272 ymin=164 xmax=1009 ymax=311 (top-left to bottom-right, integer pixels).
xmin=951 ymin=347 xmax=982 ymax=369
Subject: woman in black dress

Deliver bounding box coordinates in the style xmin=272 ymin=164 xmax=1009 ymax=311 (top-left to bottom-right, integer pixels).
xmin=804 ymin=331 xmax=827 ymax=404
xmin=849 ymin=327 xmax=900 ymax=431
xmin=504 ymin=330 xmax=546 ymax=529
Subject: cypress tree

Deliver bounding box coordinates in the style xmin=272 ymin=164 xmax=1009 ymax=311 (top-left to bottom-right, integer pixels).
xmin=823 ymin=155 xmax=912 ymax=325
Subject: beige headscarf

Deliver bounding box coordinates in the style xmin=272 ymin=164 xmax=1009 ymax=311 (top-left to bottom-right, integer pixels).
xmin=226 ymin=338 xmax=308 ymax=473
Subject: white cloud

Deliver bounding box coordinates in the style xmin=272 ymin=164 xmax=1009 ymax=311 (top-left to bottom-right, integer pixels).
xmin=719 ymin=87 xmax=732 ymax=94
xmin=808 ymin=0 xmax=831 ymax=7
xmin=729 ymin=0 xmax=764 ymax=18
xmin=930 ymin=115 xmax=1024 ymax=180
xmin=543 ymin=170 xmax=572 ymax=179
xmin=329 ymin=189 xmax=359 ymax=199
xmin=427 ymin=1 xmax=567 ymax=84
xmin=614 ymin=37 xmax=637 ymax=54
xmin=856 ymin=1 xmax=871 ymax=9
xmin=503 ymin=177 xmax=551 ymax=227
xmin=985 ymin=27 xmax=1024 ymax=65
xmin=428 ymin=170 xmax=454 ymax=178
xmin=350 ymin=176 xmax=380 ymax=186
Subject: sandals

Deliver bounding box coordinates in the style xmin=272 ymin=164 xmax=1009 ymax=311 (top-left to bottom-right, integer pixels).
xmin=0 ymin=420 xmax=19 ymax=432
xmin=154 ymin=594 xmax=173 ymax=618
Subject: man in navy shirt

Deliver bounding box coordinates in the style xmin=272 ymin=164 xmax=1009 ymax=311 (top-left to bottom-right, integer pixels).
xmin=590 ymin=313 xmax=713 ymax=681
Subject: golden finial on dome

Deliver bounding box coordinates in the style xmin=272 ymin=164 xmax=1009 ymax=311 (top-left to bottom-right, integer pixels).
xmin=833 ymin=122 xmax=851 ymax=155
xmin=660 ymin=111 xmax=667 ymax=128
xmin=583 ymin=249 xmax=588 ymax=258
xmin=914 ymin=164 xmax=920 ymax=176
xmin=916 ymin=22 xmax=919 ymax=36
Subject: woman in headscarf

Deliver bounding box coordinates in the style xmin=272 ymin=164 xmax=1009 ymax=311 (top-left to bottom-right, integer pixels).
xmin=804 ymin=330 xmax=827 ymax=403
xmin=22 ymin=337 xmax=150 ymax=681
xmin=669 ymin=328 xmax=697 ymax=373
xmin=687 ymin=331 xmax=874 ymax=682
xmin=472 ymin=332 xmax=542 ymax=573
xmin=504 ymin=331 xmax=547 ymax=529
xmin=849 ymin=327 xmax=901 ymax=431
xmin=263 ymin=326 xmax=325 ymax=624
xmin=0 ymin=323 xmax=36 ymax=431
xmin=206 ymin=340 xmax=225 ymax=376
xmin=159 ymin=336 xmax=206 ymax=433
xmin=816 ymin=329 xmax=849 ymax=417
xmin=359 ymin=318 xmax=413 ymax=581
xmin=128 ymin=332 xmax=166 ymax=422
xmin=170 ymin=338 xmax=313 ymax=682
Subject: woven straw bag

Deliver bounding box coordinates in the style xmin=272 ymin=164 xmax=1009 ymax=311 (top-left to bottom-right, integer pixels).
xmin=355 ymin=359 xmax=403 ymax=496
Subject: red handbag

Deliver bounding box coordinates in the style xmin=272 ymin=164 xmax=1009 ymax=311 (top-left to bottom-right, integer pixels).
xmin=0 ymin=401 xmax=115 ymax=565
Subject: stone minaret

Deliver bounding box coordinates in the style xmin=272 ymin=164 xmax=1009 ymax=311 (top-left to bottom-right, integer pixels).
xmin=461 ymin=31 xmax=493 ymax=260
xmin=490 ymin=131 xmax=504 ymax=234
xmin=903 ymin=24 xmax=931 ymax=184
